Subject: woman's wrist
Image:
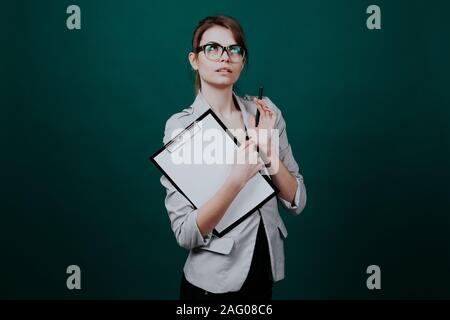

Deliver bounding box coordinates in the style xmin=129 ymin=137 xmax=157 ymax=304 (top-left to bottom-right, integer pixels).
xmin=225 ymin=175 xmax=246 ymax=192
xmin=262 ymin=151 xmax=280 ymax=175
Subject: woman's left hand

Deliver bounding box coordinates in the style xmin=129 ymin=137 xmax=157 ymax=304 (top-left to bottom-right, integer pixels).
xmin=248 ymin=98 xmax=277 ymax=163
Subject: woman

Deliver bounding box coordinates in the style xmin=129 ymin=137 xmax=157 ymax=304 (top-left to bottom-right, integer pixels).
xmin=160 ymin=15 xmax=307 ymax=300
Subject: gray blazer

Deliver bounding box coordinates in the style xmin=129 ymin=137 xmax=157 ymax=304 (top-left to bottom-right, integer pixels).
xmin=159 ymin=91 xmax=307 ymax=294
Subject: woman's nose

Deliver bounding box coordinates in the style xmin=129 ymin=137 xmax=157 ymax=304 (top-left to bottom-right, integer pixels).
xmin=220 ymin=50 xmax=231 ymax=62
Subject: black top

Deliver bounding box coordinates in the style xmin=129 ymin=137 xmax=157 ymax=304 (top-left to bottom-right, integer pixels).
xmin=240 ymin=130 xmax=273 ymax=288
xmin=241 ymin=213 xmax=273 ymax=290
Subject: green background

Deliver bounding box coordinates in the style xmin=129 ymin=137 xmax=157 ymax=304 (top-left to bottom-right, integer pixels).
xmin=1 ymin=0 xmax=449 ymax=299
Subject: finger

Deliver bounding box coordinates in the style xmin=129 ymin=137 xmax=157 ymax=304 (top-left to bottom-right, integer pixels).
xmin=244 ymin=139 xmax=254 ymax=149
xmin=259 ymin=100 xmax=274 ymax=115
xmin=257 ymin=100 xmax=274 ymax=119
xmin=260 ymin=99 xmax=269 ymax=109
xmin=261 ymin=103 xmax=273 ymax=116
xmin=248 ymin=137 xmax=258 ymax=148
xmin=262 ymin=105 xmax=272 ymax=114
xmin=252 ymin=163 xmax=263 ymax=177
xmin=253 ymin=98 xmax=265 ymax=114
xmin=256 ymin=98 xmax=270 ymax=111
xmin=238 ymin=139 xmax=249 ymax=151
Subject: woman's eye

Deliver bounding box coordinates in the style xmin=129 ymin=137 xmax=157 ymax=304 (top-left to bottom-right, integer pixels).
xmin=230 ymin=46 xmax=242 ymax=55
xmin=206 ymin=44 xmax=219 ymax=52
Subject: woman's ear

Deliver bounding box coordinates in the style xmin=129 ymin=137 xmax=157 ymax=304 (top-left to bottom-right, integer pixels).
xmin=188 ymin=52 xmax=198 ymax=71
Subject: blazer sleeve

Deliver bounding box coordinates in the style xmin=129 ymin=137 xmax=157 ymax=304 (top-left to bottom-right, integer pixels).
xmin=159 ymin=114 xmax=213 ymax=250
xmin=265 ymin=97 xmax=307 ymax=215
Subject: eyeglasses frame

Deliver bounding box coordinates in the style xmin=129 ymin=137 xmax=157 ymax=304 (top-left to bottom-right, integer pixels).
xmin=195 ymin=41 xmax=246 ymax=63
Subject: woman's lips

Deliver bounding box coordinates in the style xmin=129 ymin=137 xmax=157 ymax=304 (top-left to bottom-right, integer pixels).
xmin=216 ymin=68 xmax=232 ymax=73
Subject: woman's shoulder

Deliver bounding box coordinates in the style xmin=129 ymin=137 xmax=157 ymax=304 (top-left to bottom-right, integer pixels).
xmin=164 ymin=101 xmax=197 ymax=127
xmin=162 ymin=104 xmax=197 ymax=144
xmin=166 ymin=105 xmax=194 ymax=122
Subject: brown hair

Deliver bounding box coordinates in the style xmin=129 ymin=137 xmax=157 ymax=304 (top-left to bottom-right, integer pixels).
xmin=191 ymin=15 xmax=249 ymax=93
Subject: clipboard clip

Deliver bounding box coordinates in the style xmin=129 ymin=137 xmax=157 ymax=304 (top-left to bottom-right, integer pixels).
xmin=166 ymin=121 xmax=202 ymax=153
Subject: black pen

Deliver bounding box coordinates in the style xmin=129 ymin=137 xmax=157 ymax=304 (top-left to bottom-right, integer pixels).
xmin=255 ymin=86 xmax=263 ymax=127
xmin=255 ymin=86 xmax=263 ymax=154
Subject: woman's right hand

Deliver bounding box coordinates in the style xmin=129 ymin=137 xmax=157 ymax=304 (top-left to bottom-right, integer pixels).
xmin=228 ymin=139 xmax=264 ymax=189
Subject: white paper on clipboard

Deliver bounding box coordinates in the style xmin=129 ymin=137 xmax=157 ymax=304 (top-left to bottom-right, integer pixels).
xmin=151 ymin=109 xmax=277 ymax=237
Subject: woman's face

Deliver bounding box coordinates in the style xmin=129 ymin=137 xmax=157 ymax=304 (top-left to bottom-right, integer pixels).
xmin=189 ymin=26 xmax=245 ymax=90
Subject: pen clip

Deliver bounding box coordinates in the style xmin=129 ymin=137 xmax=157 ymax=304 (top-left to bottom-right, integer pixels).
xmin=166 ymin=121 xmax=202 ymax=153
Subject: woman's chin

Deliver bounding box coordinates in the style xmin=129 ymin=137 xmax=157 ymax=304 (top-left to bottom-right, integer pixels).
xmin=209 ymin=78 xmax=235 ymax=88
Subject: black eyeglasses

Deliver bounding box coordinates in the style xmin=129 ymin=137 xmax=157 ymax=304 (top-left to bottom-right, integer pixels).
xmin=195 ymin=42 xmax=246 ymax=63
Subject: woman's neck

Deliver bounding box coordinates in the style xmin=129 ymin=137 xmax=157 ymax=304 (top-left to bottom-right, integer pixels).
xmin=199 ymin=83 xmax=238 ymax=118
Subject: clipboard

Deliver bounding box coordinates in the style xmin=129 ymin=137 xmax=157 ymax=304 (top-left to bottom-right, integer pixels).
xmin=150 ymin=109 xmax=278 ymax=237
